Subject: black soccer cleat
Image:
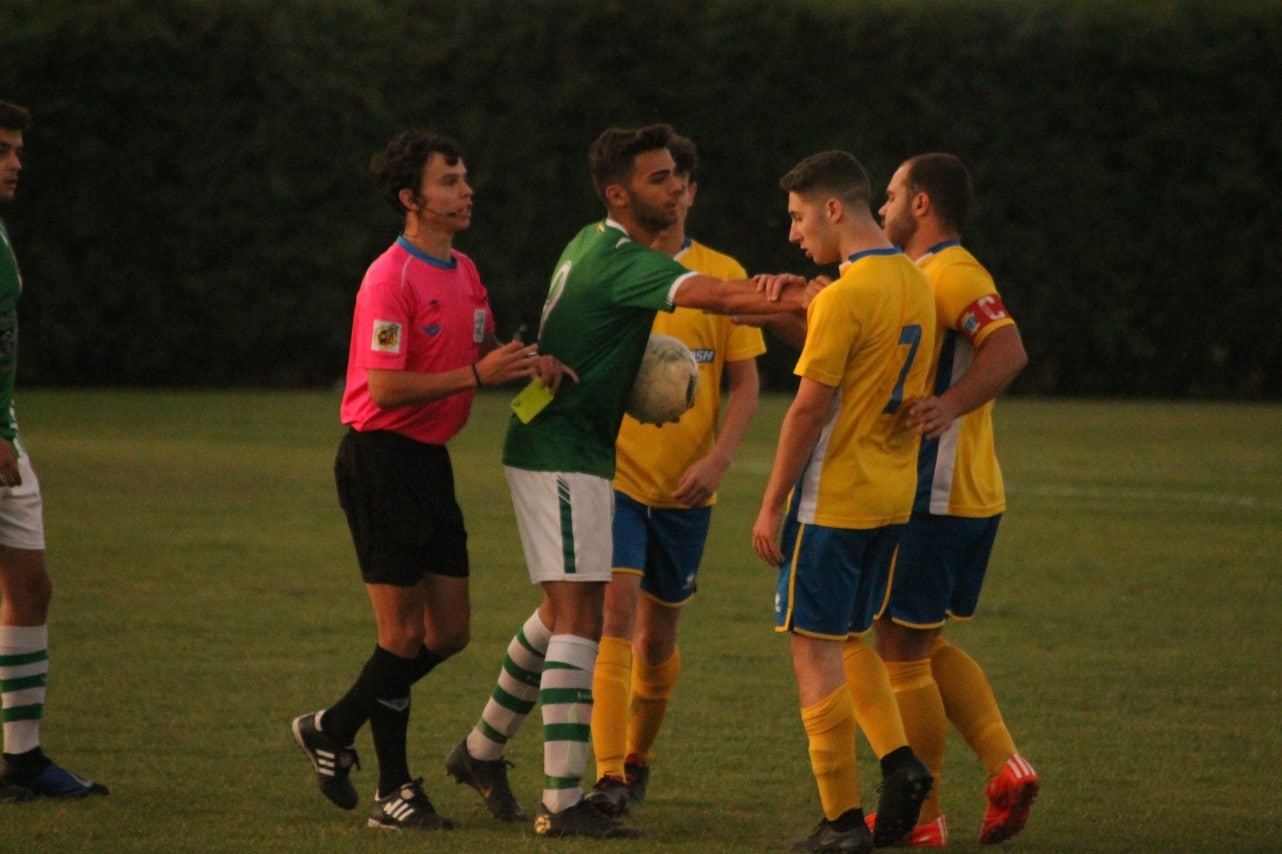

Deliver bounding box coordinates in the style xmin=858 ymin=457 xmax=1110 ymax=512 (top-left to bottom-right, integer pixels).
xmin=444 ymin=738 xmax=528 ymax=821
xmin=586 ymin=775 xmax=631 ymax=816
xmin=533 ymin=798 xmax=645 ymax=838
xmin=791 ymin=816 xmax=874 ymax=853
xmin=368 ymin=778 xmax=455 ymax=831
xmin=292 ymin=711 xmax=360 ymax=810
xmin=0 ymin=754 xmax=106 ymax=799
xmin=624 ymin=754 xmax=651 ymax=804
xmin=873 ymin=755 xmax=934 ymax=847
xmin=0 ymin=780 xmax=34 ymax=803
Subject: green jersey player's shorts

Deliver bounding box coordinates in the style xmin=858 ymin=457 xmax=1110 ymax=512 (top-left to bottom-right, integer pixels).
xmin=505 ymin=467 xmax=615 ymax=584
xmin=0 ymin=449 xmax=44 ymax=551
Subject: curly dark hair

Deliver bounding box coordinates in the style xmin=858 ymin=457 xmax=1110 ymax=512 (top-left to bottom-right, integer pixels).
xmin=370 ymin=130 xmax=463 ymax=214
xmin=587 ymin=123 xmax=676 ymax=206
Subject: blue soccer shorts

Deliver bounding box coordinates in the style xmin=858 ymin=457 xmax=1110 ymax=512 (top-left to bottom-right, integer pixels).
xmin=775 ymin=516 xmax=903 ymax=640
xmin=611 ymin=490 xmax=711 ymax=606
xmin=880 ymin=512 xmax=1002 ymax=628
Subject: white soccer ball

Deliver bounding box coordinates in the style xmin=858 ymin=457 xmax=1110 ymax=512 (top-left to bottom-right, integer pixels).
xmin=626 ymin=334 xmax=699 ymax=426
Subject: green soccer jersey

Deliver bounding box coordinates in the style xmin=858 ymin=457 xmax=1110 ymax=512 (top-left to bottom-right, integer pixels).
xmin=503 ymin=219 xmax=697 ymax=477
xmin=0 ymin=219 xmax=21 ymax=442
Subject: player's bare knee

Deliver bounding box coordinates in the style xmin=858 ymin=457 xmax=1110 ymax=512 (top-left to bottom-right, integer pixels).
xmin=0 ymin=565 xmax=52 ymax=612
xmin=431 ymin=625 xmax=469 ymax=658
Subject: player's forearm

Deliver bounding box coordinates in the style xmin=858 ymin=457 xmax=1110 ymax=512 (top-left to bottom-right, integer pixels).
xmin=763 ymin=314 xmax=807 ymax=350
xmin=366 ymin=366 xmax=477 ymax=409
xmin=675 ymin=275 xmax=805 ymax=316
xmin=941 ymin=326 xmax=1028 ymax=416
xmin=761 ymin=395 xmax=826 ymax=511
xmin=709 ymin=367 xmax=759 ymax=468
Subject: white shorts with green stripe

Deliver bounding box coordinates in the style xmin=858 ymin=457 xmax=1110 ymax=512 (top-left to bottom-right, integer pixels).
xmin=0 ymin=450 xmax=44 ymax=550
xmin=504 ymin=467 xmax=614 ymax=584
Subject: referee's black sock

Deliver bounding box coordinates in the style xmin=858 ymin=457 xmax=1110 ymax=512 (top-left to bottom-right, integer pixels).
xmin=411 ymin=644 xmax=446 ymax=684
xmin=368 ymin=645 xmax=415 ymax=796
xmin=321 ymin=646 xmax=383 ymax=746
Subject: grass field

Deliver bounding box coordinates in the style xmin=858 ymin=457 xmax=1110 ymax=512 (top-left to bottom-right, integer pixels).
xmin=0 ymin=390 xmax=1279 ymax=852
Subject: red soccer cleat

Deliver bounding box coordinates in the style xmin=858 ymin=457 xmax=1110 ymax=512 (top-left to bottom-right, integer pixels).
xmin=863 ymin=812 xmax=949 ymax=848
xmin=979 ymin=753 xmax=1039 ymax=844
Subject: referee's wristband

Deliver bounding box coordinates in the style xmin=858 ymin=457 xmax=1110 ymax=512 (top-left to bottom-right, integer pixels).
xmin=471 ymin=363 xmax=484 ymax=387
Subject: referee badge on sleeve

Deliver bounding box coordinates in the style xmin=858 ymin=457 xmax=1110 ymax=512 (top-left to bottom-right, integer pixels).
xmin=372 ymin=320 xmax=402 ymax=353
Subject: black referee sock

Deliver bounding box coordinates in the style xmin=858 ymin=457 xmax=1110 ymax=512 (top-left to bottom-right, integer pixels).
xmin=324 ymin=643 xmax=444 ymax=748
xmin=321 ymin=646 xmax=384 ymax=746
xmin=411 ymin=644 xmax=446 ymax=684
xmin=368 ymin=645 xmax=416 ymax=796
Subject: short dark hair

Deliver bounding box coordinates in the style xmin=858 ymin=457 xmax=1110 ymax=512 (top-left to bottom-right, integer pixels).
xmin=0 ymin=100 xmax=32 ymax=132
xmin=370 ymin=130 xmax=463 ymax=214
xmin=779 ymin=150 xmax=870 ymax=209
xmin=588 ymin=123 xmax=675 ymax=206
xmin=668 ymin=133 xmax=698 ymax=181
xmin=904 ymin=153 xmax=974 ymax=232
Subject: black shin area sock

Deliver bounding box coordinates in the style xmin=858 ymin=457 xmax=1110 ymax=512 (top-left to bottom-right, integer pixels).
xmin=411 ymin=644 xmax=446 ymax=683
xmin=368 ymin=645 xmax=415 ymax=796
xmin=320 ymin=646 xmax=384 ymax=746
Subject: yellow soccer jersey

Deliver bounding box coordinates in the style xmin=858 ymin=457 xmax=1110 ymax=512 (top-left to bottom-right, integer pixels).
xmin=613 ymin=240 xmax=766 ymax=508
xmin=791 ymin=249 xmax=936 ymax=529
xmin=916 ymin=242 xmax=1017 ymax=517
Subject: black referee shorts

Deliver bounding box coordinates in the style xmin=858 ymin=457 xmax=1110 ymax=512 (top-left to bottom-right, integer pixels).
xmin=334 ymin=428 xmax=469 ymax=585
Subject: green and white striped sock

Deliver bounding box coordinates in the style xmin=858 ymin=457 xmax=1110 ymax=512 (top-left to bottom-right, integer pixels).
xmin=466 ymin=611 xmax=550 ymax=761
xmin=0 ymin=624 xmax=48 ymax=756
xmin=540 ymin=634 xmax=597 ymax=813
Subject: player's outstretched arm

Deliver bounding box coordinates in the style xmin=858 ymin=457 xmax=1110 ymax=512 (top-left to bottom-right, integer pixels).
xmin=673 ymin=273 xmax=807 ymax=316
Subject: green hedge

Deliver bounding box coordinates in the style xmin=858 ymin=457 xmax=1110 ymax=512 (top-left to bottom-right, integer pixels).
xmin=2 ymin=0 xmax=1278 ymax=396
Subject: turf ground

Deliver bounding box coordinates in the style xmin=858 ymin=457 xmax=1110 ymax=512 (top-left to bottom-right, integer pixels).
xmin=0 ymin=390 xmax=1279 ymax=852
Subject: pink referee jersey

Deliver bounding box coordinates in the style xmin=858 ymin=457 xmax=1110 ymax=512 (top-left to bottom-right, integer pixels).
xmin=340 ymin=236 xmax=494 ymax=445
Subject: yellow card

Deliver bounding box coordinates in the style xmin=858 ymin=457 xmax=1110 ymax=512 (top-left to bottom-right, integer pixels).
xmin=510 ymin=378 xmax=554 ymax=424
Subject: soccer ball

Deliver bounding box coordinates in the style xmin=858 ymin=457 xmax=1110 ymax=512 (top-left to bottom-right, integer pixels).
xmin=626 ymin=334 xmax=699 ymax=426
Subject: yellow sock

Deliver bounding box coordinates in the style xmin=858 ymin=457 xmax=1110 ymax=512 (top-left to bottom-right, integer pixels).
xmin=626 ymin=647 xmax=680 ymax=764
xmin=885 ymin=658 xmax=946 ymax=822
xmin=843 ymin=637 xmax=908 ymax=757
xmin=801 ymin=685 xmax=860 ymax=821
xmin=929 ymin=637 xmax=1016 ymax=776
xmin=590 ymin=635 xmax=632 ymax=781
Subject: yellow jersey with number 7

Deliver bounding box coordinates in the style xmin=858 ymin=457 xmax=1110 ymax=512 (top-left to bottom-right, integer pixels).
xmin=791 ymin=248 xmax=935 ymax=529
